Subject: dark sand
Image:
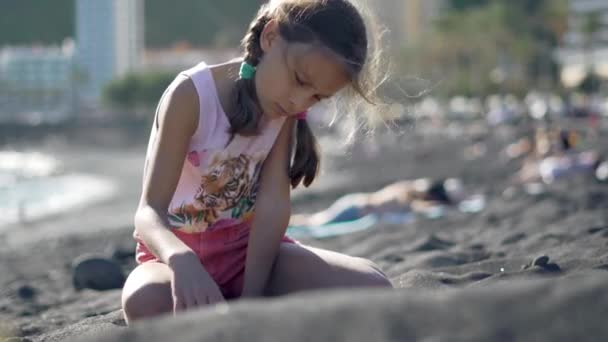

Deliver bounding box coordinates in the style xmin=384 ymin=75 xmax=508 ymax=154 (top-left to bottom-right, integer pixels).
xmin=1 ymin=119 xmax=607 ymax=342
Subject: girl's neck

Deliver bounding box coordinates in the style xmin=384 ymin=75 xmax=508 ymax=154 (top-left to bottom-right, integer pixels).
xmin=209 ymin=60 xmax=240 ymax=114
xmin=209 ymin=59 xmax=272 ymax=128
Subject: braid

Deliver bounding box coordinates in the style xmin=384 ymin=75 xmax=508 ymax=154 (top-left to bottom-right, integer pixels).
xmin=227 ymin=11 xmax=271 ymax=137
xmin=242 ymin=14 xmax=271 ymax=66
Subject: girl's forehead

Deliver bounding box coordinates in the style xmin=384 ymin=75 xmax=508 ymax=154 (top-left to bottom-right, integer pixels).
xmin=287 ymin=43 xmax=351 ymax=96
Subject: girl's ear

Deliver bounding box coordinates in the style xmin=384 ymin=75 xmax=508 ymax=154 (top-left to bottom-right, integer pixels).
xmin=260 ymin=19 xmax=281 ymax=53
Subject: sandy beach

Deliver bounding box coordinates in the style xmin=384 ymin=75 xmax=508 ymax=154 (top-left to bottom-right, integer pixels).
xmin=1 ymin=118 xmax=607 ymax=341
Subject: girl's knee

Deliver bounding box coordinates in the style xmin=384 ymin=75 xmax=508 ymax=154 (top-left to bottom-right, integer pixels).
xmin=122 ymin=282 xmax=173 ymax=324
xmin=121 ymin=263 xmax=174 ymax=324
xmin=357 ymin=258 xmax=393 ymax=288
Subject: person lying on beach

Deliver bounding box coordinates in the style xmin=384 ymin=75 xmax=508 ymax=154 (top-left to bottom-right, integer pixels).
xmin=289 ymin=178 xmax=467 ymax=226
xmin=512 ymin=128 xmax=603 ymax=184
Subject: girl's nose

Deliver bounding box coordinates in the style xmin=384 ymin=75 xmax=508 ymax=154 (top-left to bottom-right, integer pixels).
xmin=289 ymin=90 xmax=314 ymax=112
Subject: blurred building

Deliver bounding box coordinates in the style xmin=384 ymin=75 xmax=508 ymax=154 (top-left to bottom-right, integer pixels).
xmin=364 ymin=0 xmax=444 ymax=50
xmin=556 ymin=0 xmax=608 ymax=87
xmin=75 ymin=0 xmax=144 ymax=104
xmin=0 ymin=41 xmax=76 ymax=124
xmin=403 ymin=0 xmax=444 ymax=46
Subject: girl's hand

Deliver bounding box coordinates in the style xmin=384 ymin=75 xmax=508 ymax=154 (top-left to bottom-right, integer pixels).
xmin=168 ymin=251 xmax=225 ymax=314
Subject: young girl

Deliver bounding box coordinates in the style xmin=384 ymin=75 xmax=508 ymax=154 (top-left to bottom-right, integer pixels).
xmin=121 ymin=0 xmax=393 ymax=324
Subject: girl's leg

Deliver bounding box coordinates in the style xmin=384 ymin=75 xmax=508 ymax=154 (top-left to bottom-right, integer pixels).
xmin=264 ymin=242 xmax=392 ymax=297
xmin=121 ymin=262 xmax=174 ymax=324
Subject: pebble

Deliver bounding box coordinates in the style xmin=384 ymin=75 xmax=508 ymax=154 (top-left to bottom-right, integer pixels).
xmin=533 ymin=255 xmax=549 ymax=267
xmin=17 ymin=285 xmax=37 ymax=300
xmin=71 ymin=254 xmax=126 ymax=291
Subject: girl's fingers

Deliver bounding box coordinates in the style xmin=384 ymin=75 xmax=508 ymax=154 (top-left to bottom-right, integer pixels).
xmin=173 ymin=293 xmax=186 ymax=314
xmin=209 ymin=292 xmax=226 ymax=304
xmin=183 ymin=292 xmax=197 ymax=309
xmin=193 ymin=289 xmax=208 ymax=306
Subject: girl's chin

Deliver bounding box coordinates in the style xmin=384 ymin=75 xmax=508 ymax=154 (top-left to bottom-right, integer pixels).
xmin=261 ymin=111 xmax=282 ymax=121
xmin=263 ymin=110 xmax=286 ymax=120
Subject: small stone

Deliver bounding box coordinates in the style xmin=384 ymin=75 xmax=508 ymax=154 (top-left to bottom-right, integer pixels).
xmin=72 ymin=254 xmax=126 ymax=291
xmin=533 ymin=255 xmax=549 ymax=267
xmin=17 ymin=285 xmax=37 ymax=300
xmin=541 ymin=263 xmax=561 ymax=272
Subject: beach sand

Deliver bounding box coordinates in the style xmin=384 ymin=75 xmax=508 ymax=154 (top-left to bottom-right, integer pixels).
xmin=1 ymin=120 xmax=607 ymax=341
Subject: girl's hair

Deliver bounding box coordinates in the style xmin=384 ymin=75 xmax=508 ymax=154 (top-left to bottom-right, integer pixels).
xmin=228 ymin=0 xmax=382 ymax=189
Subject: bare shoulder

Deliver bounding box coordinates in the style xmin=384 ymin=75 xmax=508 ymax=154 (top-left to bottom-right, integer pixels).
xmin=138 ymin=76 xmax=200 ymax=211
xmin=156 ymin=74 xmax=199 ymax=136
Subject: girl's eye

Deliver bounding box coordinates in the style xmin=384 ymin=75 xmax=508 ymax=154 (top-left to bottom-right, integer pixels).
xmin=294 ymin=72 xmax=323 ymax=102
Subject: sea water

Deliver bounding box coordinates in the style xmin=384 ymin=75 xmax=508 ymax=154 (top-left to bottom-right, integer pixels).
xmin=0 ymin=151 xmax=117 ymax=228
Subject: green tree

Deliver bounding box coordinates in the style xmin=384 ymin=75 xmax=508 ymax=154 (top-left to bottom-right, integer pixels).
xmin=400 ymin=0 xmax=568 ymax=97
xmin=102 ymin=70 xmax=177 ymax=111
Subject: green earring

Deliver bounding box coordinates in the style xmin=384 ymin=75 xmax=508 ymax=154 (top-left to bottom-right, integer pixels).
xmin=239 ymin=62 xmax=256 ymax=80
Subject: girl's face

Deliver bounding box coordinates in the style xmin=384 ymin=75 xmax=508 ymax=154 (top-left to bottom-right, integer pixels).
xmin=255 ymin=20 xmax=351 ymax=120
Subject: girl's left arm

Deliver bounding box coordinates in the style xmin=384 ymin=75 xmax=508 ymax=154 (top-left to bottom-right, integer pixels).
xmin=240 ymin=118 xmax=295 ymax=298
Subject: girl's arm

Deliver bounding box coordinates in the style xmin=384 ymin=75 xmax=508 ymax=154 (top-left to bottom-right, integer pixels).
xmin=240 ymin=118 xmax=295 ymax=298
xmin=136 ymin=77 xmax=227 ymax=307
xmin=134 ymin=75 xmax=201 ymax=265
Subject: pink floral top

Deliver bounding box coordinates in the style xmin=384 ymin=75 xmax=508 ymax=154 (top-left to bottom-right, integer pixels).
xmin=137 ymin=61 xmax=286 ymax=235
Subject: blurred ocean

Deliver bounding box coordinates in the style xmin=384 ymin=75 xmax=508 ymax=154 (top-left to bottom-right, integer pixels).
xmin=0 ymin=150 xmax=117 ymax=228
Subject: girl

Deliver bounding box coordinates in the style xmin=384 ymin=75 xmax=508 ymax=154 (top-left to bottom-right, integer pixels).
xmin=121 ymin=0 xmax=393 ymax=324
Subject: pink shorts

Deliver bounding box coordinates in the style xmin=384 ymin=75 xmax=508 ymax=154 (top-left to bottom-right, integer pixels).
xmin=134 ymin=222 xmax=299 ymax=300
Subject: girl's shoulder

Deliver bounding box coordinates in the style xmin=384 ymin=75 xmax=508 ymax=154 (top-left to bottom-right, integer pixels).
xmin=154 ymin=73 xmax=199 ymax=138
xmin=206 ymin=59 xmax=242 ymax=111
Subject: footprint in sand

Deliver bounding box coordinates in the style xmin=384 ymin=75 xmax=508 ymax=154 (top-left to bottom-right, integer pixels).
xmin=439 ymin=271 xmax=493 ymax=285
xmin=468 ymin=243 xmax=485 ymax=251
xmin=410 ymin=234 xmax=455 ymax=252
xmin=539 ymin=233 xmax=572 ymax=242
xmin=587 ymin=226 xmax=607 ymax=234
xmin=594 ymin=264 xmax=608 ymax=271
xmin=501 ymin=233 xmax=526 ymax=245
xmin=587 ymin=226 xmax=608 ymax=236
xmin=382 ymin=254 xmax=405 ymax=263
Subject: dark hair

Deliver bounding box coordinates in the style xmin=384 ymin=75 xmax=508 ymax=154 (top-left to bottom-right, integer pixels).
xmin=425 ymin=180 xmax=452 ymax=204
xmin=228 ymin=0 xmax=369 ymax=189
xmin=559 ymin=130 xmax=571 ymax=151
